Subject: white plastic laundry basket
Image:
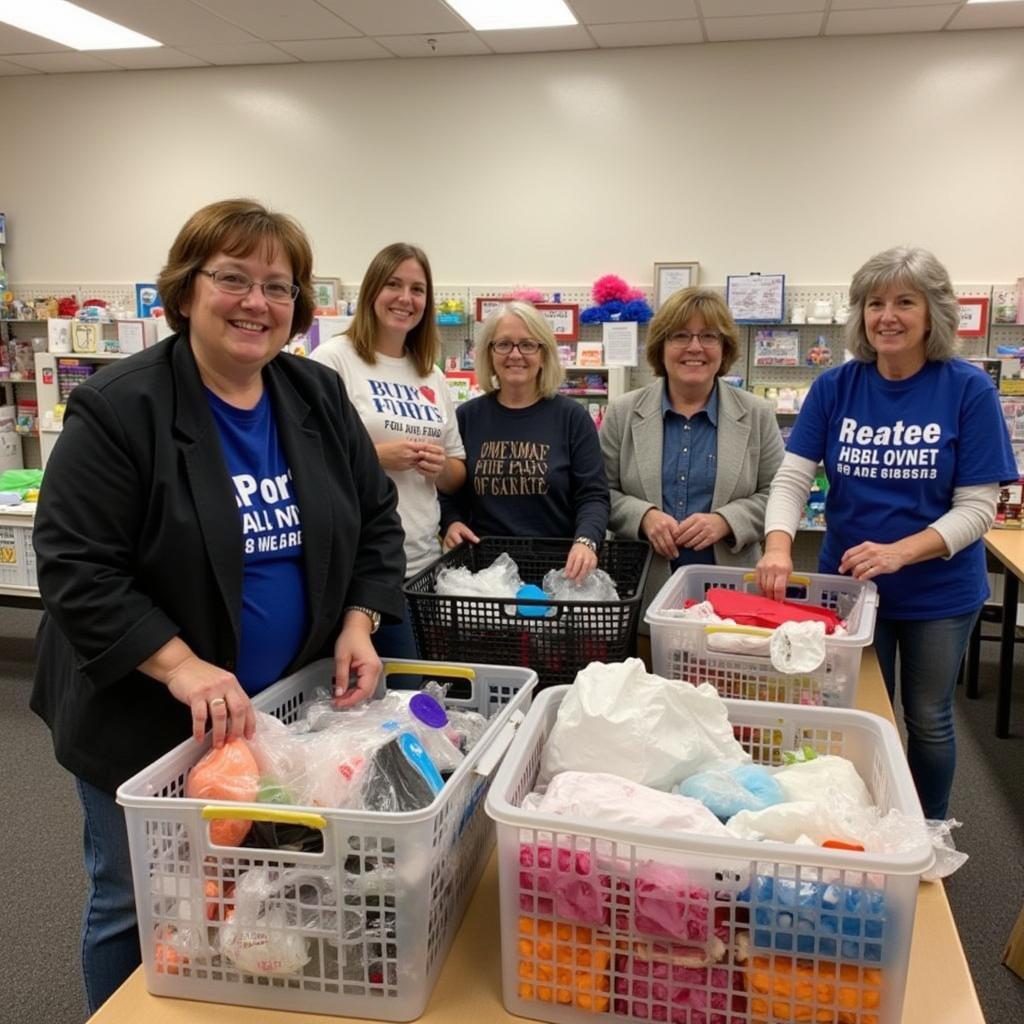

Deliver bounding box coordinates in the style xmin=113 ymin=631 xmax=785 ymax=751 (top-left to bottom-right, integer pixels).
xmin=117 ymin=658 xmax=535 ymax=1020
xmin=486 ymin=685 xmax=931 ymax=1024
xmin=645 ymin=566 xmax=878 ymax=707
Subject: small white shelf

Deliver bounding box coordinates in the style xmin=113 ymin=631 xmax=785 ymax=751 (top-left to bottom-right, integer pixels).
xmin=52 ymin=351 xmax=127 ymax=361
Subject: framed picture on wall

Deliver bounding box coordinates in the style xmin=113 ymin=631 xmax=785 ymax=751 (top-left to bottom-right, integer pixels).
xmin=475 ymin=297 xmax=504 ymax=322
xmin=535 ymin=302 xmax=579 ymax=340
xmin=653 ymin=261 xmax=700 ymax=309
xmin=957 ymin=296 xmax=989 ymax=338
xmin=312 ymin=276 xmax=342 ymax=315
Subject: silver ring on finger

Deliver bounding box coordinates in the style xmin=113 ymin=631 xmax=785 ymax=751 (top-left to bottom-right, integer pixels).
xmin=209 ymin=697 xmax=227 ymax=710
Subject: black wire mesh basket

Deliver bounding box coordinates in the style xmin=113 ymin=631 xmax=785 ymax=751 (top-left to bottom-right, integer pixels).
xmin=404 ymin=537 xmax=652 ymax=688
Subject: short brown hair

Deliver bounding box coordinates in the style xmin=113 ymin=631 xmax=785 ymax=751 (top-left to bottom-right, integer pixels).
xmin=645 ymin=287 xmax=740 ymax=378
xmin=157 ymin=198 xmax=315 ymax=336
xmin=346 ymin=243 xmax=440 ymax=378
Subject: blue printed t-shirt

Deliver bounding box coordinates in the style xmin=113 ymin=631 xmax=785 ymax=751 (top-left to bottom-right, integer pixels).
xmin=207 ymin=388 xmax=309 ymax=693
xmin=661 ymin=382 xmax=718 ymax=570
xmin=787 ymin=358 xmax=1017 ymax=619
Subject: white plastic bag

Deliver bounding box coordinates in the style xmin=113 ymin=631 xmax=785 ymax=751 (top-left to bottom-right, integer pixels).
xmin=435 ymin=551 xmax=523 ymax=597
xmin=539 ymin=659 xmax=749 ymax=790
xmin=769 ymin=620 xmax=827 ymax=673
xmin=542 ymin=568 xmax=619 ymax=602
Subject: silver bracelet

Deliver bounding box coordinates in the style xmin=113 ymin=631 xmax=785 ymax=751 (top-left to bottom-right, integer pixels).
xmin=573 ymin=536 xmax=598 ymax=553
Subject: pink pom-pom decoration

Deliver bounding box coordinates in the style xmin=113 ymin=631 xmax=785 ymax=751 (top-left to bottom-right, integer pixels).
xmin=593 ymin=274 xmax=631 ymax=305
xmin=505 ymin=289 xmax=546 ymax=304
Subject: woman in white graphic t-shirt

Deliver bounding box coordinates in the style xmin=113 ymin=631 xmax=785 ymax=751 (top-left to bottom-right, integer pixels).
xmin=313 ymin=243 xmax=466 ymax=659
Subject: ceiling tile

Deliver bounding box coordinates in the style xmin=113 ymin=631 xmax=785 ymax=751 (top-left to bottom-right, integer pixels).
xmin=477 ymin=25 xmax=597 ymax=53
xmin=375 ymin=33 xmax=492 ymax=58
xmin=0 ymin=23 xmax=73 ymax=54
xmin=175 ymin=41 xmax=299 ymax=64
xmin=275 ymin=37 xmax=395 ymax=61
xmin=701 ymin=0 xmax=825 ymax=14
xmin=705 ymin=13 xmax=824 ymax=41
xmin=826 ymin=5 xmax=959 ymax=35
xmin=588 ymin=19 xmax=703 ymax=47
xmin=0 ymin=58 xmax=41 ymax=75
xmin=4 ymin=51 xmax=124 ymax=73
xmin=316 ymin=0 xmax=465 ymax=36
xmin=193 ymin=0 xmax=360 ymax=41
xmin=74 ymin=0 xmax=259 ymax=46
xmin=832 ymin=0 xmax=954 ymax=8
xmin=87 ymin=46 xmax=210 ymax=69
xmin=948 ymin=1 xmax=1024 ymax=31
xmin=570 ymin=0 xmax=698 ymax=24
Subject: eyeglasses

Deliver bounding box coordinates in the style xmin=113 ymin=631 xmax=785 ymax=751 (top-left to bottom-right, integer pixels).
xmin=491 ymin=339 xmax=541 ymax=355
xmin=666 ymin=330 xmax=721 ymax=349
xmin=198 ymin=268 xmax=299 ymax=304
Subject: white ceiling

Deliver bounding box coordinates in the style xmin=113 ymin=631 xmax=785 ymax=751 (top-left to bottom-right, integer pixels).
xmin=0 ymin=0 xmax=1022 ymax=75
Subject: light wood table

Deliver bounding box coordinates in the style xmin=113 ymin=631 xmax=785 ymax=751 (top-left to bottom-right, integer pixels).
xmin=90 ymin=650 xmax=984 ymax=1024
xmin=981 ymin=529 xmax=1024 ymax=737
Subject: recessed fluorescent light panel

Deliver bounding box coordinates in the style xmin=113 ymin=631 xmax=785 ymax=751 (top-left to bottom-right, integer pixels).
xmin=966 ymin=1 xmax=1021 ymax=4
xmin=445 ymin=0 xmax=577 ymax=31
xmin=0 ymin=0 xmax=160 ymax=50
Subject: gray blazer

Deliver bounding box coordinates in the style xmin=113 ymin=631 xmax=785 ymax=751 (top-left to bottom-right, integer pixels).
xmin=599 ymin=378 xmax=785 ymax=621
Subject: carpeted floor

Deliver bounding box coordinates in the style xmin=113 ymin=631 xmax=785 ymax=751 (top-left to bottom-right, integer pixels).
xmin=1 ymin=606 xmax=1022 ymax=1023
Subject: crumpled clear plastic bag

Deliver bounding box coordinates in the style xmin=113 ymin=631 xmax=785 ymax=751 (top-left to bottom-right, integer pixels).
xmin=542 ymin=568 xmax=620 ymax=602
xmin=435 ymin=552 xmax=523 ymax=597
xmin=220 ymin=867 xmax=334 ymax=975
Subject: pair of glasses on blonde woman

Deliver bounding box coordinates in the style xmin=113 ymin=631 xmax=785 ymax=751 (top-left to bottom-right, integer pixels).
xmin=666 ymin=330 xmax=721 ymax=349
xmin=490 ymin=339 xmax=541 ymax=355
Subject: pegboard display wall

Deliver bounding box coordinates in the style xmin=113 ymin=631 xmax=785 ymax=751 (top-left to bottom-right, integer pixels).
xmin=9 ymin=282 xmax=136 ymax=310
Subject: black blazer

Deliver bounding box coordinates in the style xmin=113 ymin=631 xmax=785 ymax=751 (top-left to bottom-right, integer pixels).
xmin=31 ymin=334 xmax=406 ymax=793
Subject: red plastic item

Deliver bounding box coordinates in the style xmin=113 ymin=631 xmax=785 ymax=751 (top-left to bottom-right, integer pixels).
xmin=704 ymin=589 xmax=843 ymax=634
xmin=823 ymin=839 xmax=866 ymax=852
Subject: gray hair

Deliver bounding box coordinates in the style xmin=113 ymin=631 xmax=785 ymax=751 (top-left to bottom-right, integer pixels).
xmin=844 ymin=245 xmax=960 ymax=362
xmin=475 ymin=301 xmax=565 ymax=398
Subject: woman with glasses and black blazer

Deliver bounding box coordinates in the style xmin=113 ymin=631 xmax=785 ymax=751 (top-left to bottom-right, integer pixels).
xmin=439 ymin=301 xmax=609 ymax=581
xmin=31 ymin=199 xmax=405 ymax=1013
xmin=599 ymin=287 xmax=785 ymax=617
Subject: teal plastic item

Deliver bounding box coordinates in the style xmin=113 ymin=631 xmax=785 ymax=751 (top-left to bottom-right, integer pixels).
xmin=516 ymin=583 xmax=551 ymax=618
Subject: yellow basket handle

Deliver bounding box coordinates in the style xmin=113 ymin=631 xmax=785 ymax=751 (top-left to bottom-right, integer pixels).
xmin=703 ymin=624 xmax=774 ymax=638
xmin=201 ymin=805 xmax=327 ymax=829
xmin=741 ymin=572 xmax=811 ymax=587
xmin=382 ymin=662 xmax=476 ymax=681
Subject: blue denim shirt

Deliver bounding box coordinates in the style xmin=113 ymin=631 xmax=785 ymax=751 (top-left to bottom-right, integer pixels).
xmin=661 ymin=384 xmax=718 ymax=569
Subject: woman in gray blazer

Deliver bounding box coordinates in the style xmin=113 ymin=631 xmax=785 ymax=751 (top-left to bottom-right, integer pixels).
xmin=599 ymin=287 xmax=784 ymax=619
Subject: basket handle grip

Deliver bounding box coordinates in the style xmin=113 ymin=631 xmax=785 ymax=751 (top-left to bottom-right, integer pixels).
xmin=382 ymin=661 xmax=476 ymax=682
xmin=201 ymin=805 xmax=327 ymax=830
xmin=703 ymin=624 xmax=774 ymax=639
xmin=473 ymin=709 xmax=527 ymax=779
xmin=741 ymin=571 xmax=811 ymax=586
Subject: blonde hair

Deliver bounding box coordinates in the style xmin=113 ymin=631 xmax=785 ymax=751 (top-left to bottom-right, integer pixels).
xmin=346 ymin=242 xmax=440 ymax=377
xmin=645 ymin=288 xmax=740 ymax=378
xmin=475 ymin=302 xmax=565 ymax=399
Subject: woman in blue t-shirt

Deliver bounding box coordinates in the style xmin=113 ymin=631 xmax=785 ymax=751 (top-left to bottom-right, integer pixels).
xmin=757 ymin=246 xmax=1017 ymax=819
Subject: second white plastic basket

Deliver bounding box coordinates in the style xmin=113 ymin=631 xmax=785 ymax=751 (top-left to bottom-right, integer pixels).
xmin=486 ymin=686 xmax=931 ymax=1024
xmin=645 ymin=566 xmax=879 ymax=707
xmin=117 ymin=658 xmax=536 ymax=1021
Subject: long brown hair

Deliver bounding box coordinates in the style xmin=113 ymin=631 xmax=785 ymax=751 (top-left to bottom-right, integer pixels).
xmin=346 ymin=242 xmax=440 ymax=377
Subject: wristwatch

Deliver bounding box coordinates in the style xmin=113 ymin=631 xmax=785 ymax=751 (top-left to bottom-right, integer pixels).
xmin=345 ymin=605 xmax=381 ymax=634
xmin=573 ymin=536 xmax=599 ymax=553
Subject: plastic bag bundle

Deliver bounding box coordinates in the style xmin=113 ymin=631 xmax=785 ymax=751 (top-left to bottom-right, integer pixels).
xmin=435 ymin=551 xmax=523 ymax=597
xmin=542 ymin=568 xmax=619 ymax=602
xmin=539 ymin=659 xmax=749 ymax=790
xmin=220 ymin=867 xmax=334 ymax=975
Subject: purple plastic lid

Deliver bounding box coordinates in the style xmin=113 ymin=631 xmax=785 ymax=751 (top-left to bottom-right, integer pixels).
xmin=410 ymin=692 xmax=448 ymax=729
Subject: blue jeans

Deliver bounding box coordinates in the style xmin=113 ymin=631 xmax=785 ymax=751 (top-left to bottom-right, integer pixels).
xmin=76 ymin=777 xmax=140 ymax=1014
xmin=872 ymin=609 xmax=978 ymax=820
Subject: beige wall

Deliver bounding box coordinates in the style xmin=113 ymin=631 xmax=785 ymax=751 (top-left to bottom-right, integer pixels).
xmin=1 ymin=28 xmax=1021 ymax=287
